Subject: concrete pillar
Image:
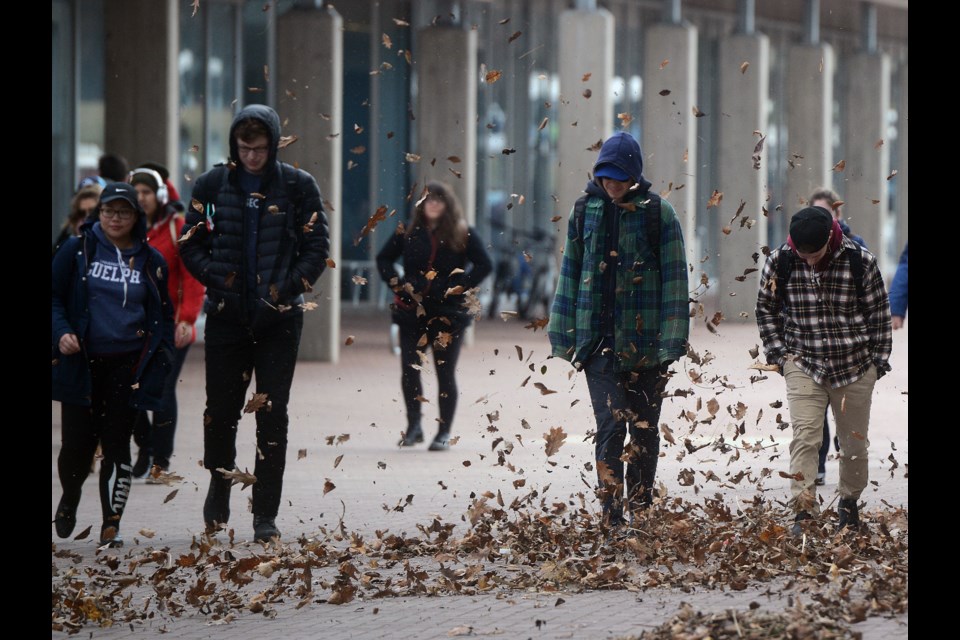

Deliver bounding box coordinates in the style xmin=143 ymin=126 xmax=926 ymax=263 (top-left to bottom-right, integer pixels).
xmin=104 ymin=0 xmax=179 ymax=170
xmin=785 ymin=44 xmax=834 ymax=210
xmin=643 ymin=21 xmax=698 ymax=264
xmin=277 ymin=6 xmax=343 ymax=362
xmin=415 ymin=25 xmax=477 ymax=224
xmin=896 ymin=63 xmax=907 ymax=249
xmin=842 ymin=52 xmax=890 ymax=263
xmin=556 ymin=8 xmax=614 ymax=241
xmin=716 ymin=33 xmax=769 ymax=319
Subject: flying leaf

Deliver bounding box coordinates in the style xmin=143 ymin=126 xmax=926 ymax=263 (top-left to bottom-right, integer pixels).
xmin=326 ymin=258 xmax=337 ymax=269
xmin=224 ymin=272 xmax=237 ymax=289
xmin=244 ymin=393 xmax=270 ymax=413
xmin=393 ymin=18 xmax=409 ymax=26
xmin=344 ymin=336 xmax=355 ymax=346
xmin=707 ymin=398 xmax=720 ymax=416
xmin=350 ymin=145 xmax=366 ymax=155
xmin=217 ymin=467 xmax=257 ymax=489
xmin=887 ymin=169 xmax=898 ymax=180
xmin=661 ymin=424 xmax=676 ymax=446
xmin=73 ymin=525 xmax=93 ymax=541
xmin=138 ymin=528 xmax=156 ymax=539
xmin=707 ymin=190 xmax=723 ymax=208
xmin=533 ymin=382 xmax=557 ymax=395
xmin=191 ymin=0 xmax=200 ymax=18
xmin=382 ymin=33 xmax=393 ymax=49
xmin=752 ymin=134 xmax=766 ymax=170
xmin=485 ymin=70 xmax=503 ymax=84
xmin=351 ymin=275 xmax=367 ymax=285
xmin=740 ymin=61 xmax=750 ymax=74
xmin=833 ymin=159 xmax=846 ymax=172
xmin=551 ymin=215 xmax=562 ymax=222
xmin=323 ymin=479 xmax=336 ymax=496
xmin=354 ymin=205 xmax=389 ymax=246
xmin=508 ymin=31 xmax=522 ymax=43
xmin=405 ymin=152 xmax=421 ymax=163
xmin=659 ymin=59 xmax=669 ymax=69
xmin=445 ymin=285 xmax=465 ymax=297
xmin=435 ymin=332 xmax=453 ymax=348
xmin=748 ymin=363 xmax=780 ymax=371
xmin=748 ymin=344 xmax=760 ymax=359
xmin=538 ymin=117 xmax=549 ymax=131
xmin=447 ymin=156 xmax=462 ymax=163
xmin=659 ymin=89 xmax=671 ymax=96
xmin=617 ymin=112 xmax=634 ymax=127
xmin=543 ymin=426 xmax=567 ymax=457
xmin=277 ymin=135 xmax=298 ymax=149
xmin=582 ymin=88 xmax=592 ymax=98
xmin=692 ymin=106 xmax=707 ymax=117
xmin=163 ymin=489 xmax=179 ymax=504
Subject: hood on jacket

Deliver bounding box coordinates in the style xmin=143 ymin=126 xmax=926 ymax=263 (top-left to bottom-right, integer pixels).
xmin=592 ymin=132 xmax=643 ymax=186
xmin=229 ymin=104 xmax=282 ymax=175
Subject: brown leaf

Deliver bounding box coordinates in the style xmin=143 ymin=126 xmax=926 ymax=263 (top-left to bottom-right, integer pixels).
xmin=435 ymin=332 xmax=453 ymax=348
xmin=533 ymin=382 xmax=557 ymax=395
xmin=508 ymin=30 xmax=522 ymax=43
xmin=887 ymin=169 xmax=898 ymax=180
xmin=191 ymin=0 xmax=200 ymax=18
xmin=587 ymin=139 xmax=603 ymax=152
xmin=832 ymin=159 xmax=846 ymax=172
xmin=350 ymin=145 xmax=366 ymax=155
xmin=692 ymin=106 xmax=707 ymax=117
xmin=538 ymin=117 xmax=548 ymax=131
xmin=582 ymin=88 xmax=592 ymax=98
xmin=778 ymin=471 xmax=805 ymax=481
xmin=354 ymin=205 xmax=389 ymax=246
xmin=706 ymin=189 xmax=723 ymax=208
xmin=659 ymin=89 xmax=671 ymax=96
xmin=327 ymin=584 xmax=356 ymax=605
xmin=660 ymin=424 xmax=676 ymax=446
xmin=177 ymin=224 xmax=200 ymax=244
xmin=740 ymin=61 xmax=750 ymax=74
xmin=485 ymin=70 xmax=503 ymax=84
xmin=333 ymin=454 xmax=343 ymax=468
xmin=351 ymin=274 xmax=368 ymax=285
xmin=217 ymin=467 xmax=257 ymax=489
xmin=581 ymin=72 xmax=592 ymax=82
xmin=524 ymin=317 xmax=549 ymax=331
xmin=543 ymin=426 xmax=567 ymax=457
xmin=244 ymin=393 xmax=270 ymax=413
xmin=498 ymin=17 xmax=510 ymax=25
xmin=73 ymin=525 xmax=92 ymax=541
xmin=163 ymin=489 xmax=179 ymax=504
xmin=297 ymin=449 xmax=307 ymax=460
xmin=445 ymin=285 xmax=465 ymax=297
xmin=550 ymin=215 xmax=562 ymax=222
xmin=224 ymin=272 xmax=237 ymax=289
xmin=323 ymin=479 xmax=336 ymax=496
xmin=381 ymin=33 xmax=393 ymax=49
xmin=748 ymin=362 xmax=780 ymax=371
xmin=405 ymin=152 xmax=421 ymax=163
xmin=659 ymin=59 xmax=669 ymax=70
xmin=875 ymin=139 xmax=884 ymax=149
xmin=138 ymin=528 xmax=156 ymax=539
xmin=447 ymin=156 xmax=462 ymax=163
xmin=617 ymin=112 xmax=634 ymax=127
xmin=277 ymin=135 xmax=298 ymax=149
xmin=748 ymin=344 xmax=760 ymax=359
xmin=706 ymin=398 xmax=720 ymax=416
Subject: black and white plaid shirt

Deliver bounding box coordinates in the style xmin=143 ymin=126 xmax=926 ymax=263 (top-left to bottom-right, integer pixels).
xmin=756 ymin=236 xmax=892 ymax=389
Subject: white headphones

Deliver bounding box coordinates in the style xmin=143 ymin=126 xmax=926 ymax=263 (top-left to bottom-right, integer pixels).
xmin=128 ymin=167 xmax=169 ymax=206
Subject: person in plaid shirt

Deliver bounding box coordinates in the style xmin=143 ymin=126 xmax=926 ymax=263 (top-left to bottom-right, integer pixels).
xmin=548 ymin=132 xmax=689 ymax=528
xmin=756 ymin=206 xmax=892 ymax=536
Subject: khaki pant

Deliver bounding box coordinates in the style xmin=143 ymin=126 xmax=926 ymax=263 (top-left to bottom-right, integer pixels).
xmin=784 ymin=360 xmax=877 ymax=513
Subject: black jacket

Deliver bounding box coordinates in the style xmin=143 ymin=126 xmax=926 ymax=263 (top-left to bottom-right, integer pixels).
xmin=376 ymin=224 xmax=492 ymax=319
xmin=179 ymin=105 xmax=330 ymax=329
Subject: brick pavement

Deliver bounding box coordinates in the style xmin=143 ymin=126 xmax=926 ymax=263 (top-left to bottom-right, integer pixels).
xmin=52 ymin=309 xmax=909 ymax=638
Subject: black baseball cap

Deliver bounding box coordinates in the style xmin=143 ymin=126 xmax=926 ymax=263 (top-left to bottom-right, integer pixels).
xmin=789 ymin=206 xmax=833 ymax=252
xmin=99 ymin=182 xmax=142 ymax=213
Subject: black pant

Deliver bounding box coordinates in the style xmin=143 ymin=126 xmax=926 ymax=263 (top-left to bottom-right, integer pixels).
xmin=58 ymin=352 xmax=140 ymax=527
xmin=584 ymin=352 xmax=663 ymax=521
xmin=396 ymin=310 xmax=465 ymax=435
xmin=133 ymin=343 xmax=190 ymax=466
xmin=202 ymin=313 xmax=303 ymax=519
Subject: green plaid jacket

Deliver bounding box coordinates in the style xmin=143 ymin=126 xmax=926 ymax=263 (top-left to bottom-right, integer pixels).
xmin=548 ymin=192 xmax=689 ymax=372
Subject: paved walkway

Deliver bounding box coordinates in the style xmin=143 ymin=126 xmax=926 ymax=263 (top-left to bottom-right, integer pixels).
xmin=52 ymin=309 xmax=909 ymax=638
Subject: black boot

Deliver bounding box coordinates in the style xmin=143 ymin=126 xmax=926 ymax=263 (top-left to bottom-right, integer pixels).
xmin=790 ymin=511 xmax=812 ymax=537
xmin=203 ymin=470 xmax=233 ymax=532
xmin=253 ymin=515 xmax=280 ymax=542
xmin=54 ymin=493 xmax=80 ymax=539
xmin=399 ymin=423 xmax=424 ymax=447
xmin=837 ymin=497 xmax=861 ymax=532
xmin=428 ymin=429 xmax=451 ymax=451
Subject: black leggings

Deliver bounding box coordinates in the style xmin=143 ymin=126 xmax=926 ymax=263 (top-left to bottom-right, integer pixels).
xmin=397 ymin=311 xmax=465 ymax=434
xmin=58 ymin=352 xmax=139 ymax=527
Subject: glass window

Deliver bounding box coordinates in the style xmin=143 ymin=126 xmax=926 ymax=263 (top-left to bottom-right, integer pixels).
xmin=52 ymin=0 xmax=74 ymax=241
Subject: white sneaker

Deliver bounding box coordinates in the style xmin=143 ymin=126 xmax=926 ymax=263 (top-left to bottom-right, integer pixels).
xmin=815 ymin=471 xmax=826 ymax=486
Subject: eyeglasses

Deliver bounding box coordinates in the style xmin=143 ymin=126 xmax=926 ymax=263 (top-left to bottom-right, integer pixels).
xmin=100 ymin=207 xmax=136 ymax=220
xmin=237 ymin=144 xmax=269 ymax=157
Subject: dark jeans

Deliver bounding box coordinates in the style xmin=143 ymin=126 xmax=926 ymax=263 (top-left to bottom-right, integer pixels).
xmin=58 ymin=351 xmax=140 ymax=527
xmin=396 ymin=310 xmax=466 ymax=435
xmin=132 ymin=344 xmax=190 ymax=466
xmin=202 ymin=313 xmax=303 ymax=519
xmin=584 ymin=352 xmax=664 ymax=521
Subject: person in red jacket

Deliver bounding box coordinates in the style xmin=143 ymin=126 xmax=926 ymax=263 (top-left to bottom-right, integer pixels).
xmin=129 ymin=166 xmax=205 ymax=476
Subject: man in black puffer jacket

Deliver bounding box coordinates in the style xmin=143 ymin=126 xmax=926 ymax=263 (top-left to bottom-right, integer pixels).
xmin=180 ymin=105 xmax=330 ymax=542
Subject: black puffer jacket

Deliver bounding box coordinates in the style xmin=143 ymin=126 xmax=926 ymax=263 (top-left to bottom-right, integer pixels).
xmin=180 ymin=105 xmax=330 ymax=329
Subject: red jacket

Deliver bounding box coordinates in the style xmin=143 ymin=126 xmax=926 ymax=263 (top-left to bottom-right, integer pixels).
xmin=147 ymin=208 xmax=205 ymax=343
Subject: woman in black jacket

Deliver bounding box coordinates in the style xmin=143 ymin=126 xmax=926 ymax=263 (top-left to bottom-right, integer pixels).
xmin=377 ymin=182 xmax=492 ymax=450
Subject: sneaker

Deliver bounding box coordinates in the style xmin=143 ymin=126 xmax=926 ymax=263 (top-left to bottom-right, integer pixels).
xmin=428 ymin=431 xmax=451 ymax=451
xmin=203 ymin=471 xmax=233 ymax=532
xmin=99 ymin=523 xmax=123 ymax=548
xmin=790 ymin=511 xmax=812 ymax=538
xmin=399 ymin=424 xmax=424 ymax=447
xmin=815 ymin=471 xmax=826 ymax=486
xmin=837 ymin=497 xmax=861 ymax=532
xmin=53 ymin=494 xmax=79 ymax=539
xmin=253 ymin=516 xmax=280 ymax=542
xmin=132 ymin=449 xmax=152 ymax=479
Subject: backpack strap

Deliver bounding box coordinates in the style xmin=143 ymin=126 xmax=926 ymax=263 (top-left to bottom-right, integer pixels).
xmin=775 ymin=243 xmax=866 ymax=311
xmin=574 ymin=192 xmax=662 ymax=267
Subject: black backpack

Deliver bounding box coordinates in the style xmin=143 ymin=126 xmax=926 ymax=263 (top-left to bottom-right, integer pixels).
xmin=775 ymin=244 xmax=865 ymax=308
xmin=573 ymin=192 xmax=662 ymax=265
